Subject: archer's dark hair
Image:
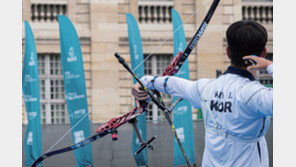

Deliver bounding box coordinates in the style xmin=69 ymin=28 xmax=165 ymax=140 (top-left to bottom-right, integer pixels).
xmin=226 ymin=20 xmax=268 ymax=67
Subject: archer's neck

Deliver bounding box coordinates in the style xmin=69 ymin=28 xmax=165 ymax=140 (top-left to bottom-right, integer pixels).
xmin=230 ymin=65 xmax=256 ymax=77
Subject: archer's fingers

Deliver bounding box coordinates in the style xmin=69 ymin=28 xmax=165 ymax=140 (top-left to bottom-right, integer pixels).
xmin=131 ymin=89 xmax=150 ymax=101
xmin=134 ymin=96 xmax=150 ymax=101
xmin=247 ymin=64 xmax=260 ymax=71
xmin=132 ymin=87 xmax=147 ymax=97
xmin=133 ymin=93 xmax=150 ymax=100
xmin=243 ymin=55 xmax=259 ymax=62
xmin=131 ymin=88 xmax=148 ymax=97
xmin=133 ymin=85 xmax=146 ymax=92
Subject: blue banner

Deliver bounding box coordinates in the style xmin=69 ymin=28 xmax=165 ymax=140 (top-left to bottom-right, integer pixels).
xmin=58 ymin=15 xmax=93 ymax=167
xmin=172 ymin=9 xmax=196 ymax=166
xmin=127 ymin=13 xmax=147 ymax=166
xmin=22 ymin=21 xmax=43 ymax=166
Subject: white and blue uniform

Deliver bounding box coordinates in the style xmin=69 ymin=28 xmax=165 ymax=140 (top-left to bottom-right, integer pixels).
xmin=140 ymin=65 xmax=273 ymax=167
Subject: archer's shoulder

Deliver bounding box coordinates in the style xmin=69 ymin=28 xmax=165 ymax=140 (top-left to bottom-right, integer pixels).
xmin=242 ymin=80 xmax=269 ymax=91
xmin=195 ymin=78 xmax=216 ymax=93
xmin=238 ymin=80 xmax=272 ymax=104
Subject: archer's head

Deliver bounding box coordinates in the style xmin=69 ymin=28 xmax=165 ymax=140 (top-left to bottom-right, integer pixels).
xmin=226 ymin=20 xmax=268 ymax=68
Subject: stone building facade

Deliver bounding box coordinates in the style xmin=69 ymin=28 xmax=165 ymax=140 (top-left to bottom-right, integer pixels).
xmin=22 ymin=0 xmax=273 ymax=124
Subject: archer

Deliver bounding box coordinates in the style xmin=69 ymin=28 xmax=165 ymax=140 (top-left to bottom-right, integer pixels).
xmin=132 ymin=20 xmax=273 ymax=167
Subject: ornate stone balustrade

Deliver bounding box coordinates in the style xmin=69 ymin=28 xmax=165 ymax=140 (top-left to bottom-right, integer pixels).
xmin=138 ymin=1 xmax=174 ymax=24
xmin=30 ymin=0 xmax=67 ymax=22
xmin=242 ymin=2 xmax=273 ymax=24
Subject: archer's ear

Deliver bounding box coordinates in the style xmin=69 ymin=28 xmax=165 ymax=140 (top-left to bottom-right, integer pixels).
xmin=260 ymin=48 xmax=267 ymax=58
xmin=226 ymin=47 xmax=231 ymax=59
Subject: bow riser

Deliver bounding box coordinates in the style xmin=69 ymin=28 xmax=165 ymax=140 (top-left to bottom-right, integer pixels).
xmin=96 ymin=105 xmax=146 ymax=133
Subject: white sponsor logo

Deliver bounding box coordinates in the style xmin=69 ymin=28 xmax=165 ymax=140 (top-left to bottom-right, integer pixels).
xmin=176 ymin=127 xmax=185 ymax=142
xmin=176 ymin=106 xmax=187 ymax=115
xmin=67 ymin=46 xmax=77 ymax=62
xmin=23 ymin=95 xmax=38 ymax=102
xmin=66 ymin=92 xmax=85 ymax=100
xmin=74 ymin=130 xmax=85 ymax=143
xmin=29 ymin=52 xmax=36 ymax=66
xmin=178 ymin=43 xmax=183 ymax=52
xmin=28 ymin=111 xmax=37 ymax=120
xmin=24 ymin=74 xmax=36 ymax=82
xmin=189 ymin=22 xmax=208 ymax=50
xmin=69 ymin=113 xmax=74 ymax=119
xmin=65 ymin=71 xmax=80 ymax=80
xmin=176 ymin=70 xmax=185 ymax=76
xmin=27 ymin=132 xmax=33 ymax=145
xmin=74 ymin=109 xmax=86 ymax=118
xmin=133 ymin=45 xmax=139 ymax=60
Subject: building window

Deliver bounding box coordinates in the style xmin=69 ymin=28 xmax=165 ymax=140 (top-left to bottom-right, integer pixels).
xmin=242 ymin=1 xmax=273 ymax=24
xmin=255 ymin=53 xmax=273 ymax=85
xmin=31 ymin=3 xmax=67 ymax=22
xmin=38 ymin=53 xmax=68 ymax=124
xmin=144 ymin=54 xmax=173 ymax=122
xmin=138 ymin=1 xmax=174 ymax=24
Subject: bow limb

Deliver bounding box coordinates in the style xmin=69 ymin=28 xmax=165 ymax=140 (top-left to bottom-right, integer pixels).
xmin=31 ymin=133 xmax=106 ymax=167
xmin=163 ymin=0 xmax=221 ymax=77
xmin=31 ymin=105 xmax=147 ymax=166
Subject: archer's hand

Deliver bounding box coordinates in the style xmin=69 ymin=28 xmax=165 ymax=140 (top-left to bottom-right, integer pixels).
xmin=132 ymin=83 xmax=150 ymax=106
xmin=243 ymin=55 xmax=273 ymax=71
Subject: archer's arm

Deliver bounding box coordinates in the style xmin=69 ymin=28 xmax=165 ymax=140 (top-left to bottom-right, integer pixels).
xmin=138 ymin=76 xmax=203 ymax=109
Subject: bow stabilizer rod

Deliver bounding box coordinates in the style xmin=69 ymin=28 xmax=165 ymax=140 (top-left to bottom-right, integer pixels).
xmin=129 ymin=118 xmax=156 ymax=155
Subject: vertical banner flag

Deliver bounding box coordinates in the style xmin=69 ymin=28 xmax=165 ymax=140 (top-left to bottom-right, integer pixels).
xmin=127 ymin=13 xmax=148 ymax=166
xmin=58 ymin=15 xmax=93 ymax=167
xmin=172 ymin=9 xmax=196 ymax=166
xmin=22 ymin=21 xmax=43 ymax=166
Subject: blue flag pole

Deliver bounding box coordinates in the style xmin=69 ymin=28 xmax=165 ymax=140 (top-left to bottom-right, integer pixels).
xmin=127 ymin=13 xmax=148 ymax=166
xmin=172 ymin=9 xmax=196 ymax=166
xmin=22 ymin=21 xmax=43 ymax=166
xmin=58 ymin=15 xmax=93 ymax=167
